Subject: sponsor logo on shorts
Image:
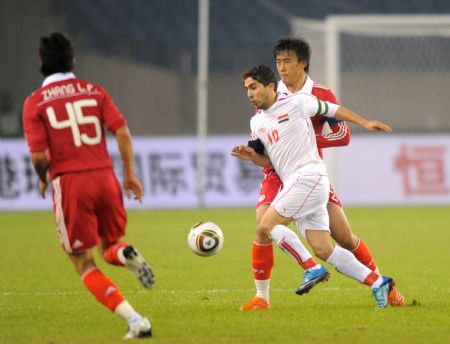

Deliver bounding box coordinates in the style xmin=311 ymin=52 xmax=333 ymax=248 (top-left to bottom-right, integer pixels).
xmin=258 ymin=194 xmax=266 ymax=203
xmin=73 ymin=239 xmax=84 ymax=249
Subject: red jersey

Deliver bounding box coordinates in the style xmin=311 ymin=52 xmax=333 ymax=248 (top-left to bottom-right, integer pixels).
xmin=310 ymin=83 xmax=350 ymax=158
xmin=23 ymin=73 xmax=126 ymax=179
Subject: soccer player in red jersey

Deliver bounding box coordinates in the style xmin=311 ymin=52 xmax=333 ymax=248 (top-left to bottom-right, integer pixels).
xmin=241 ymin=37 xmax=404 ymax=310
xmin=23 ymin=33 xmax=154 ymax=338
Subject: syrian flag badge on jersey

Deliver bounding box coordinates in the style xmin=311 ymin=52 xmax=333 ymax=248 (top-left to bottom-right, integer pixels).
xmin=278 ymin=114 xmax=289 ymax=124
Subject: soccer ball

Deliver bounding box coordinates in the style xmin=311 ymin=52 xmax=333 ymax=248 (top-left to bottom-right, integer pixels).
xmin=188 ymin=221 xmax=224 ymax=257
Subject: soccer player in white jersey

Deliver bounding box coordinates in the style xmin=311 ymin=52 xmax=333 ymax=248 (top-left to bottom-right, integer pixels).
xmin=232 ymin=65 xmax=396 ymax=308
xmin=240 ymin=37 xmax=404 ymax=310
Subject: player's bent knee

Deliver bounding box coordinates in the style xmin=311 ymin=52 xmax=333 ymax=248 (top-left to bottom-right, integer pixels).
xmin=306 ymin=232 xmax=335 ymax=260
xmin=256 ymin=221 xmax=272 ymax=235
xmin=336 ymin=236 xmax=359 ymax=251
xmin=312 ymin=245 xmax=333 ymax=261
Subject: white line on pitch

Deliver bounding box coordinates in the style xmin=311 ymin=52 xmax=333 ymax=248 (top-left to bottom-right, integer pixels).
xmin=0 ymin=287 xmax=344 ymax=297
xmin=0 ymin=286 xmax=441 ymax=297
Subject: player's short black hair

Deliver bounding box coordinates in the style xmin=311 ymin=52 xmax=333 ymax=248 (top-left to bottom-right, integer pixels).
xmin=273 ymin=36 xmax=311 ymax=73
xmin=242 ymin=65 xmax=278 ymax=91
xmin=39 ymin=32 xmax=75 ymax=76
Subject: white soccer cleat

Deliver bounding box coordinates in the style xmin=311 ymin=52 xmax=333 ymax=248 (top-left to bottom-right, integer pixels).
xmin=124 ymin=317 xmax=152 ymax=339
xmin=123 ymin=246 xmax=155 ymax=288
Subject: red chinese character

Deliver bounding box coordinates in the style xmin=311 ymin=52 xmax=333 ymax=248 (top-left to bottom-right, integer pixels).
xmin=395 ymin=145 xmax=449 ymax=196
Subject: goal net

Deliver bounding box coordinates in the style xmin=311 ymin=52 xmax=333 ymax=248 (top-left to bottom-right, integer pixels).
xmin=290 ymin=15 xmax=450 ymax=134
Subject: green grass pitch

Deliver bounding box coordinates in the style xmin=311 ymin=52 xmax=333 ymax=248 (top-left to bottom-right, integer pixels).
xmin=1 ymin=207 xmax=449 ymax=343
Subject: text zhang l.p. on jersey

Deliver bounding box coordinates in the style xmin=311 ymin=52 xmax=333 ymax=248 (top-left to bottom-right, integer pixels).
xmin=23 ymin=73 xmax=126 ymax=179
xmin=250 ymin=92 xmax=339 ymax=183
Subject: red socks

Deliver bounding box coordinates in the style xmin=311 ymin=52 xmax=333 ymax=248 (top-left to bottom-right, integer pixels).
xmin=252 ymin=242 xmax=274 ymax=280
xmin=103 ymin=242 xmax=128 ymax=266
xmin=82 ymin=268 xmax=124 ymax=311
xmin=363 ymin=271 xmax=380 ymax=286
xmin=351 ymin=239 xmax=378 ymax=272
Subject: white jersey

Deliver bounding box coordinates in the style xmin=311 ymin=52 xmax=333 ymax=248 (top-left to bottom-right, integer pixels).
xmin=277 ymin=75 xmax=314 ymax=95
xmin=250 ymin=92 xmax=339 ymax=183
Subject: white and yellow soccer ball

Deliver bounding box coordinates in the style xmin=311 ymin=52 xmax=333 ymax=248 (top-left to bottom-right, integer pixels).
xmin=188 ymin=221 xmax=224 ymax=257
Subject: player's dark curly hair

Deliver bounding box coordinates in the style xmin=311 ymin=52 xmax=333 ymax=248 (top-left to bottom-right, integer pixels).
xmin=39 ymin=32 xmax=75 ymax=76
xmin=273 ymin=36 xmax=311 ymax=73
xmin=242 ymin=65 xmax=278 ymax=91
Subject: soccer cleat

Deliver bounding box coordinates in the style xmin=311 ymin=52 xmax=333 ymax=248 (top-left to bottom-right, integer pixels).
xmin=123 ymin=246 xmax=155 ymax=288
xmin=124 ymin=317 xmax=152 ymax=339
xmin=372 ymin=276 xmax=394 ymax=308
xmin=295 ymin=266 xmax=330 ymax=295
xmin=388 ymin=282 xmax=405 ymax=306
xmin=239 ymin=297 xmax=270 ymax=310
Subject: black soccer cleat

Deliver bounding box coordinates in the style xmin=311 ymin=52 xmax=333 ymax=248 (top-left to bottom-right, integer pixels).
xmin=123 ymin=246 xmax=155 ymax=288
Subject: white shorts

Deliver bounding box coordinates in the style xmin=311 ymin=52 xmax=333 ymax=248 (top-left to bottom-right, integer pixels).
xmin=272 ymin=173 xmax=330 ymax=238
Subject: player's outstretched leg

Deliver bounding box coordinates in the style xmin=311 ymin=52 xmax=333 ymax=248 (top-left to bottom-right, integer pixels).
xmin=84 ymin=269 xmax=153 ymax=338
xmin=123 ymin=246 xmax=155 ymax=288
xmin=74 ymin=251 xmax=152 ymax=339
xmin=325 ymin=245 xmax=401 ymax=308
xmin=271 ymin=225 xmax=330 ymax=295
xmin=328 ymin=205 xmax=405 ymax=306
xmin=350 ymin=240 xmax=404 ymax=306
xmin=296 ymin=265 xmax=330 ymax=295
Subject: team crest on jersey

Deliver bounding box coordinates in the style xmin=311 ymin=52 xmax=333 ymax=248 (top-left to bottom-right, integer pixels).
xmin=258 ymin=127 xmax=266 ymax=136
xmin=278 ymin=114 xmax=289 ymax=124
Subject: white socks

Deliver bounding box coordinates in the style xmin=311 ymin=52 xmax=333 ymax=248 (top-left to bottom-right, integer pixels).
xmin=326 ymin=246 xmax=381 ymax=287
xmin=117 ymin=247 xmax=127 ymax=265
xmin=270 ymin=225 xmax=316 ymax=268
xmin=255 ymin=280 xmax=270 ymax=302
xmin=115 ymin=300 xmax=142 ymax=327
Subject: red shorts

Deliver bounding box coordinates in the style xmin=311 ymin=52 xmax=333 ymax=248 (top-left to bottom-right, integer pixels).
xmin=257 ymin=172 xmax=342 ymax=208
xmin=51 ymin=169 xmax=127 ymax=253
xmin=328 ymin=184 xmax=342 ymax=207
xmin=256 ymin=172 xmax=283 ymax=208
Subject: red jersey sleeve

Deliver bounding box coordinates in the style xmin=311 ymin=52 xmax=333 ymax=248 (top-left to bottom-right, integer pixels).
xmin=23 ymin=94 xmax=48 ymax=152
xmin=312 ymin=86 xmax=351 ymax=149
xmin=316 ymin=121 xmax=351 ymax=148
xmin=99 ymin=86 xmax=126 ymax=134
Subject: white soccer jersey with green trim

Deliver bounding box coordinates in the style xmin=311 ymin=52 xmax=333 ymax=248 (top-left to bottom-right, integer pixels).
xmin=250 ymin=92 xmax=339 ymax=182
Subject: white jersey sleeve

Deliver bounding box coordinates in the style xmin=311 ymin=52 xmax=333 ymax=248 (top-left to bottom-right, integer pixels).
xmin=297 ymin=93 xmax=339 ymax=118
xmin=250 ymin=116 xmax=258 ymax=139
xmin=250 ymin=114 xmax=263 ymax=143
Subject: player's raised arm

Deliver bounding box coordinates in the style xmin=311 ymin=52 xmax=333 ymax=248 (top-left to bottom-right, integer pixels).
xmin=300 ymin=93 xmax=392 ymax=133
xmin=333 ymin=105 xmax=393 ymax=133
xmin=115 ymin=125 xmax=143 ymax=202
